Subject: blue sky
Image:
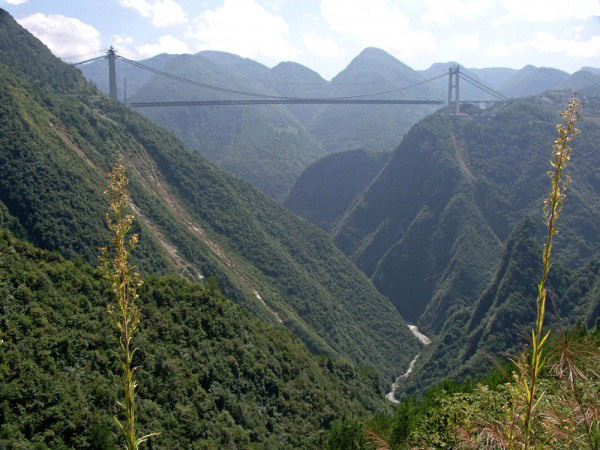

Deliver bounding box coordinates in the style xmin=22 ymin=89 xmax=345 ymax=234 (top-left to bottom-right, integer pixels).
xmin=3 ymin=0 xmax=600 ymax=79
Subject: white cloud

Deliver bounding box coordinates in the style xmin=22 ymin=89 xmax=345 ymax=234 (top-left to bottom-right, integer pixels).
xmin=303 ymin=32 xmax=342 ymax=58
xmin=136 ymin=34 xmax=190 ymax=56
xmin=188 ymin=0 xmax=295 ymax=62
xmin=487 ymin=44 xmax=510 ymax=58
xmin=451 ymin=34 xmax=480 ymax=52
xmin=422 ymin=0 xmax=493 ymax=24
xmin=518 ymin=32 xmax=600 ymax=58
xmin=113 ymin=34 xmax=135 ymax=46
xmin=119 ymin=0 xmax=187 ymax=27
xmin=320 ymin=0 xmax=436 ymax=59
xmin=18 ymin=13 xmax=101 ymax=58
xmin=496 ymin=0 xmax=600 ymax=23
xmin=5 ymin=0 xmax=29 ymax=4
xmin=110 ymin=34 xmax=139 ymax=58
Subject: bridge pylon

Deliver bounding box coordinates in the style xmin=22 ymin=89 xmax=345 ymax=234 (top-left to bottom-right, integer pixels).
xmin=107 ymin=46 xmax=117 ymax=100
xmin=447 ymin=65 xmax=460 ymax=114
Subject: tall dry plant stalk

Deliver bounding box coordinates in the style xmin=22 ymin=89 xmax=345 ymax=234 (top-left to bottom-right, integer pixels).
xmin=522 ymin=97 xmax=581 ymax=449
xmin=99 ymin=159 xmax=158 ymax=449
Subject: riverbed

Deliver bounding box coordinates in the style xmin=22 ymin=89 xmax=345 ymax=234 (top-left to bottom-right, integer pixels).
xmin=385 ymin=325 xmax=431 ymax=403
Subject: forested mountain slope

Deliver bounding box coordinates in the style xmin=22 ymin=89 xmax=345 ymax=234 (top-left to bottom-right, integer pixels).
xmin=0 ymin=230 xmax=390 ymax=449
xmin=284 ymin=149 xmax=390 ymax=233
xmin=399 ymin=216 xmax=599 ymax=396
xmin=0 ymin=8 xmax=419 ymax=383
xmin=333 ymin=98 xmax=600 ymax=337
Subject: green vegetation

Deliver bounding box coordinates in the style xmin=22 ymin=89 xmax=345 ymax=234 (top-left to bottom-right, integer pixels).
xmin=284 ymin=149 xmax=390 ymax=233
xmin=0 ymin=9 xmax=419 ymax=385
xmin=325 ymin=325 xmax=599 ymax=449
xmin=0 ymin=230 xmax=390 ymax=448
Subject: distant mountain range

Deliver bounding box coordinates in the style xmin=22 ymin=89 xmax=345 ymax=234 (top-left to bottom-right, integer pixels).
xmin=80 ymin=48 xmax=600 ymax=201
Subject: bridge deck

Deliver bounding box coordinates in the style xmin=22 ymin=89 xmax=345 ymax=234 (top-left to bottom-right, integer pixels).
xmin=130 ymin=99 xmax=497 ymax=107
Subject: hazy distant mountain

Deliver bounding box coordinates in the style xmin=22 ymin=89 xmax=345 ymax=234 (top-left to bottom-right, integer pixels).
xmin=500 ymin=65 xmax=570 ymax=97
xmin=309 ymin=48 xmax=439 ymax=154
xmin=581 ymin=66 xmax=600 ymax=76
xmin=466 ymin=67 xmax=517 ymax=90
xmin=561 ymin=70 xmax=600 ymax=95
xmin=266 ymin=61 xmax=328 ymax=126
xmin=284 ymin=149 xmax=390 ymax=233
xmin=80 ymin=47 xmax=584 ymax=207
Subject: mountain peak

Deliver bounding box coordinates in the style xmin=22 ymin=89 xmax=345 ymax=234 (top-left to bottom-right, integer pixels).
xmin=350 ymin=47 xmax=408 ymax=67
xmin=195 ymin=50 xmax=269 ymax=77
xmin=333 ymin=47 xmax=421 ymax=83
xmin=270 ymin=61 xmax=324 ymax=82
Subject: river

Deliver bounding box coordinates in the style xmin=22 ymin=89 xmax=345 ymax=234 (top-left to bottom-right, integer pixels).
xmin=385 ymin=325 xmax=431 ymax=404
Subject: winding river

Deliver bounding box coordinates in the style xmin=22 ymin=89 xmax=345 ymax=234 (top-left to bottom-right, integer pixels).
xmin=385 ymin=325 xmax=431 ymax=404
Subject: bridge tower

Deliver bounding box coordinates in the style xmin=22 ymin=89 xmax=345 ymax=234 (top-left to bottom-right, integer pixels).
xmin=447 ymin=65 xmax=460 ymax=114
xmin=107 ymin=46 xmax=117 ymax=100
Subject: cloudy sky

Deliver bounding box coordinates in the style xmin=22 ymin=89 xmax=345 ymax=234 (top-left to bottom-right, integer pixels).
xmin=3 ymin=0 xmax=600 ymax=79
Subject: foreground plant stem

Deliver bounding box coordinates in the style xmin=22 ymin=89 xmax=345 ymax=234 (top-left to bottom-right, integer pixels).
xmin=99 ymin=159 xmax=158 ymax=449
xmin=522 ymin=98 xmax=580 ymax=449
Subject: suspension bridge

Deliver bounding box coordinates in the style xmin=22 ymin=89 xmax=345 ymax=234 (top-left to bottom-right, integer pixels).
xmin=70 ymin=47 xmax=509 ymax=113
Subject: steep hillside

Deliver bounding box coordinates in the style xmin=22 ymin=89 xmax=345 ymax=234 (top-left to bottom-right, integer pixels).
xmin=399 ymin=217 xmax=598 ymax=396
xmin=0 ymin=9 xmax=419 ymax=382
xmin=0 ymin=230 xmax=388 ymax=449
xmin=333 ymin=98 xmax=600 ymax=336
xmin=284 ymin=149 xmax=390 ymax=233
xmin=501 ymin=65 xmax=570 ymax=97
xmin=332 ymin=112 xmax=501 ymax=330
